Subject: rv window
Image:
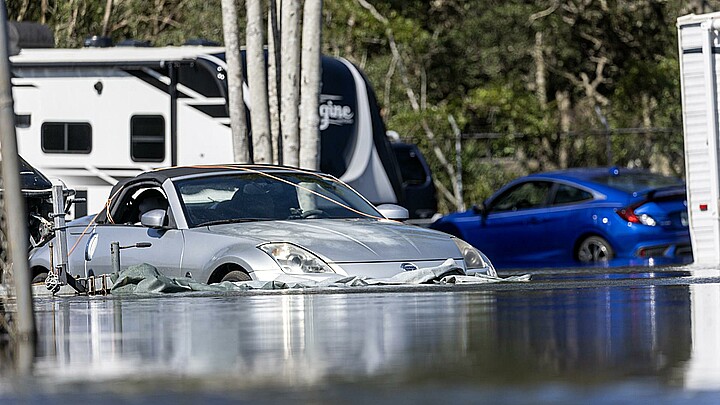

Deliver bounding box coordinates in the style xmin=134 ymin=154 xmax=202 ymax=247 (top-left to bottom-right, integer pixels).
xmin=41 ymin=122 xmax=92 ymax=154
xmin=131 ymin=115 xmax=165 ymax=162
xmin=178 ymin=62 xmax=225 ymax=98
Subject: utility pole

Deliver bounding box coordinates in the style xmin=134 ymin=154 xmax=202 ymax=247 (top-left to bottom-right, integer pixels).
xmin=0 ymin=0 xmax=36 ymax=372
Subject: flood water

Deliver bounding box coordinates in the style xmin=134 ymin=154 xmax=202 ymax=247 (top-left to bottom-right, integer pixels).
xmin=4 ymin=265 xmax=720 ymax=404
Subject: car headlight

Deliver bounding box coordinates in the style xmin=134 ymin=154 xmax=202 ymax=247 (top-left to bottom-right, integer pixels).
xmin=452 ymin=237 xmax=497 ymax=277
xmin=258 ymin=243 xmax=335 ymax=274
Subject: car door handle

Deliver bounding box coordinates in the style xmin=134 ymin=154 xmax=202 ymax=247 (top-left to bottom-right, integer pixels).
xmin=528 ymin=217 xmax=544 ymax=224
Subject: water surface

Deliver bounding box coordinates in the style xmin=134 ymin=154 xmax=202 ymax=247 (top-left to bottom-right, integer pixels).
xmin=3 ymin=265 xmax=720 ymax=403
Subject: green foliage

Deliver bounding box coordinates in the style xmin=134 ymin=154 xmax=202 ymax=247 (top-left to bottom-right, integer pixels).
xmin=6 ymin=0 xmax=700 ymax=211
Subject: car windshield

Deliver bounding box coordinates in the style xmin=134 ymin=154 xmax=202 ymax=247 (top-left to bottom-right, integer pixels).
xmin=591 ymin=172 xmax=683 ymax=193
xmin=175 ymin=172 xmax=383 ymax=227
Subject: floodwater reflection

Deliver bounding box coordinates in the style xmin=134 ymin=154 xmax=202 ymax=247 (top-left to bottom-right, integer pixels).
xmin=24 ymin=282 xmax=703 ymax=391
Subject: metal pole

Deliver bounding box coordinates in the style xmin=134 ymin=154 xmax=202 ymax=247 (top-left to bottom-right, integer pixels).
xmin=168 ymin=63 xmax=178 ymax=166
xmin=111 ymin=241 xmax=120 ymax=274
xmin=0 ymin=0 xmax=36 ymax=361
xmin=51 ymin=184 xmax=69 ymax=285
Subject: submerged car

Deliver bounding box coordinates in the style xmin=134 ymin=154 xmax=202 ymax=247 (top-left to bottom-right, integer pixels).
xmin=28 ymin=165 xmax=494 ymax=282
xmin=430 ymin=167 xmax=692 ymax=269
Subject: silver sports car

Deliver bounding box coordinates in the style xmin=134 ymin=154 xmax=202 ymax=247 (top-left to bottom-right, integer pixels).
xmin=29 ymin=165 xmax=495 ymax=283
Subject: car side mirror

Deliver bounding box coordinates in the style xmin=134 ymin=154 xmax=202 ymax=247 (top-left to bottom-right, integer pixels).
xmin=140 ymin=209 xmax=167 ymax=228
xmin=376 ymin=204 xmax=409 ymax=220
xmin=472 ymin=203 xmax=487 ymax=216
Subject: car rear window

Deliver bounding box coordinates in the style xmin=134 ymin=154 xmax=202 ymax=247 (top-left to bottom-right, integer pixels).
xmin=591 ymin=172 xmax=683 ymax=193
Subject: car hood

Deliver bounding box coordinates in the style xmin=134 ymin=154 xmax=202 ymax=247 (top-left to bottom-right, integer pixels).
xmin=203 ymin=219 xmax=461 ymax=263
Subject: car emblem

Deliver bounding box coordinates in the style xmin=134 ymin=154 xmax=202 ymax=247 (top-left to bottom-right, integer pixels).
xmin=401 ymin=262 xmax=418 ymax=272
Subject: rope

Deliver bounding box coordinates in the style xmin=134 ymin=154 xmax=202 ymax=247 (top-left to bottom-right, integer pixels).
xmin=63 ymin=165 xmax=390 ymax=258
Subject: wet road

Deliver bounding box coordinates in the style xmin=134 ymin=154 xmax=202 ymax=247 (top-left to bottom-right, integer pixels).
xmin=4 ymin=265 xmax=720 ymax=404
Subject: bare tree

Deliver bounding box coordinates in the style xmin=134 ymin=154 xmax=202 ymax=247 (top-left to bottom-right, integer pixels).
xmin=267 ymin=0 xmax=282 ymax=164
xmin=101 ymin=0 xmax=113 ymax=37
xmin=299 ymin=0 xmax=322 ymax=170
xmin=280 ymin=0 xmax=301 ymax=167
xmin=221 ymin=0 xmax=250 ymax=162
xmin=356 ymin=0 xmax=461 ymax=209
xmin=246 ymin=0 xmax=272 ymax=163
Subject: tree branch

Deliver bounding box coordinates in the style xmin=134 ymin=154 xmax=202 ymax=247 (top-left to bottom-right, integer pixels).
xmin=528 ymin=1 xmax=559 ymax=23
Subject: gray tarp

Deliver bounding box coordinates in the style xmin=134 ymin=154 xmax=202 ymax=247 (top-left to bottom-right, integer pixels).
xmin=110 ymin=259 xmax=530 ymax=295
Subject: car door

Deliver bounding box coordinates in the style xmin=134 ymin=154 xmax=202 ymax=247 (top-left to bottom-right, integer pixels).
xmin=541 ymin=182 xmax=596 ymax=263
xmin=468 ymin=181 xmax=552 ymax=267
xmin=69 ymin=184 xmax=186 ymax=278
xmin=82 ymin=224 xmax=185 ymax=278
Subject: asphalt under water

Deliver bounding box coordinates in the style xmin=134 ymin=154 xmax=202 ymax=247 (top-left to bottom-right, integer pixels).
xmin=3 ymin=264 xmax=720 ymax=404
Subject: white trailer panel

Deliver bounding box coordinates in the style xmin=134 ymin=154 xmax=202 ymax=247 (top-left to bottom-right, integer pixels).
xmin=678 ymin=13 xmax=720 ymax=265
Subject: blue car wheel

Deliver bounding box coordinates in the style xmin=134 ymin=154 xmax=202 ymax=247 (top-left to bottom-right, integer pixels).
xmin=577 ymin=236 xmax=614 ymax=263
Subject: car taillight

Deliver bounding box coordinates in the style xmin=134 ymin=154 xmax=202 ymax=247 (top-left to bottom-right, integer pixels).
xmin=616 ymin=203 xmax=657 ymax=226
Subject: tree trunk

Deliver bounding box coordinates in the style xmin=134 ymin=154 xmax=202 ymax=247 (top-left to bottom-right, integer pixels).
xmin=280 ymin=0 xmax=301 ymax=167
xmin=17 ymin=0 xmax=30 ymax=22
xmin=67 ymin=0 xmax=80 ymax=45
xmin=267 ymin=0 xmax=282 ymax=164
xmin=299 ymin=0 xmax=323 ymax=170
xmin=246 ymin=0 xmax=272 ymax=163
xmin=556 ymin=90 xmax=571 ymax=168
xmin=534 ymin=31 xmax=547 ymax=110
xmin=40 ymin=0 xmax=48 ymax=24
xmin=101 ymin=0 xmax=113 ymax=37
xmin=221 ymin=0 xmax=250 ymax=163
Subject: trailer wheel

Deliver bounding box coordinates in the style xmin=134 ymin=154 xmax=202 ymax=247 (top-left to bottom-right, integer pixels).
xmin=576 ymin=236 xmax=614 ymax=263
xmin=220 ymin=270 xmax=251 ymax=282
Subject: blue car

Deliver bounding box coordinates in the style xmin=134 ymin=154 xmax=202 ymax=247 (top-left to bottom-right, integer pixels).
xmin=430 ymin=167 xmax=692 ymax=269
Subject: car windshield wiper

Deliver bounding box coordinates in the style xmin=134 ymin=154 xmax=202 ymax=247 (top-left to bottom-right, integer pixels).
xmin=196 ymin=218 xmax=271 ymax=227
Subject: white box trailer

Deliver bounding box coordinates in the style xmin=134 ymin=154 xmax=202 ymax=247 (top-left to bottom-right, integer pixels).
xmin=10 ymin=45 xmax=433 ymax=218
xmin=677 ymin=13 xmax=720 ymax=266
xmin=676 ymin=14 xmax=720 ymax=388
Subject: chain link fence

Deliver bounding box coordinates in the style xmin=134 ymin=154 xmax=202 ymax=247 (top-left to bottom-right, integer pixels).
xmin=430 ymin=127 xmax=687 ymax=212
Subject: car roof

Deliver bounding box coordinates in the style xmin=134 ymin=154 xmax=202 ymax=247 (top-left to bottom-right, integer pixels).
xmin=525 ymin=167 xmax=682 ymax=185
xmin=525 ymin=167 xmax=650 ymax=182
xmin=131 ymin=164 xmax=325 ymax=183
xmin=106 ymin=163 xmax=327 ymax=203
xmin=97 ymin=164 xmax=329 ymax=224
xmin=521 ymin=167 xmax=685 ymax=196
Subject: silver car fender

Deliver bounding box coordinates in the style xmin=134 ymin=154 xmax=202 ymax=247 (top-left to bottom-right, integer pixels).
xmin=197 ymin=243 xmax=283 ymax=283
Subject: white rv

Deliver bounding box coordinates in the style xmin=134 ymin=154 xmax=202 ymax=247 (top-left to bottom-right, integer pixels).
xmin=678 ymin=13 xmax=720 ymax=265
xmin=10 ymin=44 xmax=435 ymax=218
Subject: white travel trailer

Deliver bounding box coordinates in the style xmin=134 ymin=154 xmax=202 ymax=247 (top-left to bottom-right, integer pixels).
xmin=10 ymin=43 xmax=435 ymax=218
xmin=678 ymin=12 xmax=720 ymax=265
